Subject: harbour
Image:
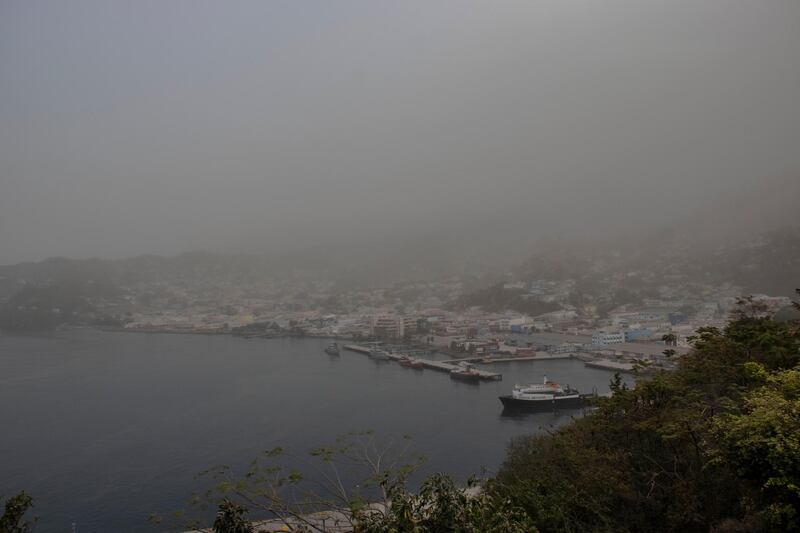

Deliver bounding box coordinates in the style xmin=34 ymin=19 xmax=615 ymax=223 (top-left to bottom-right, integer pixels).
xmin=0 ymin=329 xmax=629 ymax=531
xmin=342 ymin=344 xmax=503 ymax=381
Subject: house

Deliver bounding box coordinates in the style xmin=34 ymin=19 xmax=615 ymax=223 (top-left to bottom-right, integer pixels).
xmin=592 ymin=330 xmax=625 ymax=346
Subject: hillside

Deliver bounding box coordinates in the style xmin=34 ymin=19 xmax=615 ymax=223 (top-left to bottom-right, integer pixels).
xmin=491 ymin=297 xmax=800 ymax=531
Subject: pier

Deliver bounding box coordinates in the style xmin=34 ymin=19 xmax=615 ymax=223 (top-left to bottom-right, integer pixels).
xmin=446 ymin=353 xmax=574 ymax=364
xmin=582 ymin=359 xmax=635 ymax=373
xmin=342 ymin=344 xmax=502 ymax=381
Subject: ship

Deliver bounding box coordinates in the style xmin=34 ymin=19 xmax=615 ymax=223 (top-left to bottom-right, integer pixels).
xmin=399 ymin=356 xmax=424 ymax=369
xmin=324 ymin=342 xmax=340 ymax=356
xmin=449 ymin=362 xmax=482 ymax=383
xmin=499 ymin=376 xmax=584 ymax=410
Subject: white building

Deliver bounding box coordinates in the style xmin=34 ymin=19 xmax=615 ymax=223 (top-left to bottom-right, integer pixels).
xmin=369 ymin=314 xmax=417 ymax=338
xmin=591 ymin=330 xmax=625 ymax=346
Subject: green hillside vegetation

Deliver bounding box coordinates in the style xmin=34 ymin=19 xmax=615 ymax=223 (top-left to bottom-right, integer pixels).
xmin=490 ymin=295 xmax=800 ymax=532
xmin=0 ymin=283 xmax=117 ymax=331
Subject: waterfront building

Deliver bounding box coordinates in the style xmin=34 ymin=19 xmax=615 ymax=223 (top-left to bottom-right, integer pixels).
xmin=370 ymin=314 xmax=404 ymax=338
xmin=624 ymin=328 xmax=654 ymax=342
xmin=369 ymin=314 xmax=418 ymax=338
xmin=592 ymin=330 xmax=625 ymax=346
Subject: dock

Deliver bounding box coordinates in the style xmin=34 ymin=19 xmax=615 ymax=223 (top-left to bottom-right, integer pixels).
xmin=343 ymin=344 xmax=372 ymax=354
xmin=447 ymin=353 xmax=574 ymax=364
xmin=583 ymin=359 xmax=635 ymax=373
xmin=342 ymin=345 xmax=502 ymax=381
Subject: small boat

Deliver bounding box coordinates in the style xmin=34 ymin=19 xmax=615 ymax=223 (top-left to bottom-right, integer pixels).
xmin=399 ymin=356 xmax=424 ymax=369
xmin=499 ymin=376 xmax=584 ymax=411
xmin=369 ymin=349 xmax=391 ymax=361
xmin=450 ymin=362 xmax=482 ymax=383
xmin=324 ymin=342 xmax=340 ymax=356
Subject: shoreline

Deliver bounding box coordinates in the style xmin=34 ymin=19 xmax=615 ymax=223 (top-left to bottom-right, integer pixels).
xmin=3 ymin=325 xmax=656 ymax=373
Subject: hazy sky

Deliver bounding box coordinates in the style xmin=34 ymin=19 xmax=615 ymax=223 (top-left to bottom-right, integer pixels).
xmin=1 ymin=1 xmax=799 ymax=264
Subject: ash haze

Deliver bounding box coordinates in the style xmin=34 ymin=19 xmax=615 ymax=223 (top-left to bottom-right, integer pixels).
xmin=4 ymin=4 xmax=800 ymax=531
xmin=1 ymin=0 xmax=799 ymax=265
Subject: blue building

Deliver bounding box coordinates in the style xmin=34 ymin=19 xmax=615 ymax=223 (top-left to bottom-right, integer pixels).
xmin=625 ymin=329 xmax=653 ymax=342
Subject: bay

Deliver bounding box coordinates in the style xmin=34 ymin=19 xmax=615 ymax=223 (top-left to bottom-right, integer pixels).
xmin=0 ymin=330 xmax=623 ymax=532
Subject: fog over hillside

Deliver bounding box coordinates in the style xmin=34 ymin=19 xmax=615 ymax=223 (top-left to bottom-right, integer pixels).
xmin=2 ymin=0 xmax=799 ymax=265
xmin=4 ymin=3 xmax=800 ymax=532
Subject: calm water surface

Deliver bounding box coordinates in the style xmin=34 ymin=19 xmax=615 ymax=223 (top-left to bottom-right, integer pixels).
xmin=0 ymin=330 xmax=624 ymax=532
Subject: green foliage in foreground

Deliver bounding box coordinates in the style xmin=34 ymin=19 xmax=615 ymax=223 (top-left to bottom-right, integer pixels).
xmin=0 ymin=491 xmax=36 ymax=533
xmin=492 ymin=296 xmax=800 ymax=532
xmin=213 ymin=499 xmax=253 ymax=533
xmin=356 ymin=473 xmax=535 ymax=533
xmin=155 ymin=431 xmax=535 ymax=532
xmin=712 ymin=364 xmax=800 ymax=529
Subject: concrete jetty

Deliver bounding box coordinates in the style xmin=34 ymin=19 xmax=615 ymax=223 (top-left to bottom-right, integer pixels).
xmin=342 ymin=344 xmax=372 ymax=354
xmin=342 ymin=344 xmax=502 ymax=381
xmin=583 ymin=359 xmax=635 ymax=373
xmin=447 ymin=353 xmax=574 ymax=364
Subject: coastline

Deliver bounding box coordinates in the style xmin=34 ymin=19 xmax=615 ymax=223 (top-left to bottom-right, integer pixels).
xmin=2 ymin=324 xmax=657 ymax=374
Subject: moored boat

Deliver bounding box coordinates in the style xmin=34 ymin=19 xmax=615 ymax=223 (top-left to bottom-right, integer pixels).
xmin=324 ymin=342 xmax=340 ymax=356
xmin=499 ymin=376 xmax=584 ymax=410
xmin=369 ymin=348 xmax=391 ymax=361
xmin=399 ymin=356 xmax=424 ymax=369
xmin=450 ymin=362 xmax=482 ymax=383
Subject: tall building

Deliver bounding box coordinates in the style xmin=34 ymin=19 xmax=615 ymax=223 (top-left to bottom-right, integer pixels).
xmin=370 ymin=315 xmax=398 ymax=338
xmin=370 ymin=314 xmax=417 ymax=338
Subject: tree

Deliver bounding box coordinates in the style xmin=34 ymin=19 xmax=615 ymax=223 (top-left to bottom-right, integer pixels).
xmin=156 ymin=432 xmax=535 ymax=532
xmin=731 ymin=295 xmax=771 ymax=321
xmin=0 ymin=491 xmax=36 ymax=533
xmin=358 ymin=473 xmax=536 ymax=533
xmin=712 ymin=364 xmax=800 ymax=530
xmin=213 ymin=499 xmax=253 ymax=533
xmin=661 ymin=332 xmax=677 ymax=347
xmin=153 ymin=431 xmax=426 ymax=532
xmin=493 ymin=295 xmax=800 ymax=532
